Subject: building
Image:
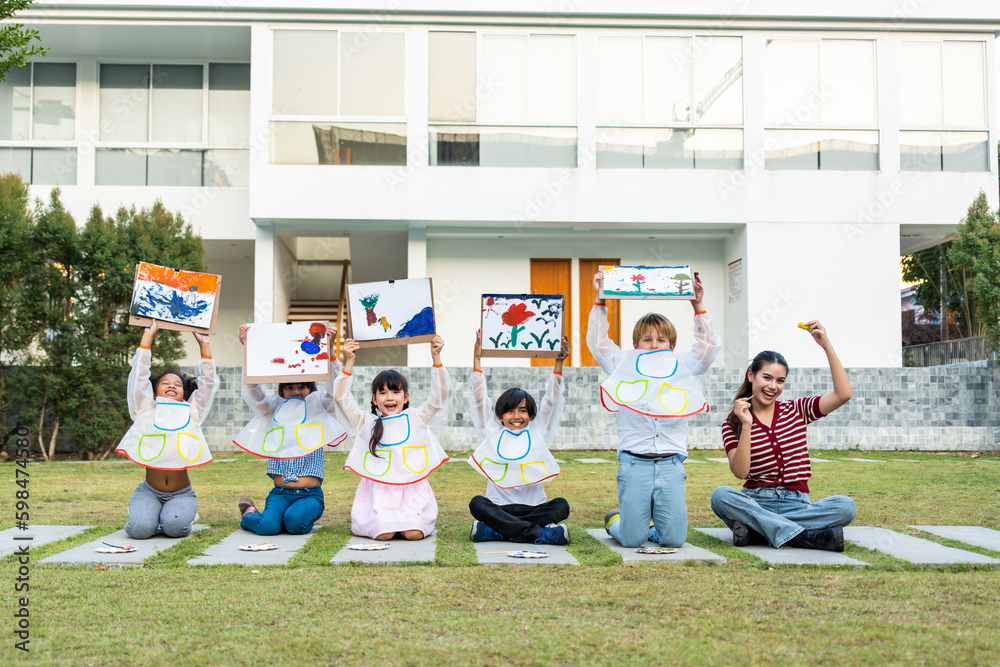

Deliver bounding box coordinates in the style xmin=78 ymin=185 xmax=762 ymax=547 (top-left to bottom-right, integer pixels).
xmin=10 ymin=1 xmax=999 ymax=371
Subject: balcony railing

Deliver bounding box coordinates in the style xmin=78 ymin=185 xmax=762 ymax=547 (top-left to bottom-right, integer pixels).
xmin=903 ymin=335 xmax=997 ymax=367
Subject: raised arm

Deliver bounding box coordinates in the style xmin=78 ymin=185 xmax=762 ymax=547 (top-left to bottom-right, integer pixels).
xmin=417 ymin=335 xmax=450 ymax=429
xmin=682 ymin=273 xmax=722 ymax=375
xmin=319 ymin=325 xmax=342 ymax=413
xmin=127 ymin=323 xmax=158 ymax=418
xmin=188 ymin=332 xmax=219 ymax=421
xmin=468 ymin=329 xmax=494 ymax=439
xmin=805 ymin=320 xmax=852 ymax=416
xmin=332 ymin=339 xmax=367 ymax=435
xmin=534 ymin=334 xmax=569 ymax=441
xmin=587 ymin=272 xmax=622 ymax=374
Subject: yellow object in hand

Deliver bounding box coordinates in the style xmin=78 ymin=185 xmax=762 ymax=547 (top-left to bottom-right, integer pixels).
xmin=797 ymin=322 xmax=811 ymax=331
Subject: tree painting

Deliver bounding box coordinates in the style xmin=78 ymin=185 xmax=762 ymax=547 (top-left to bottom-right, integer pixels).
xmin=673 ymin=273 xmax=690 ymax=294
xmin=501 ymin=302 xmax=535 ymax=348
xmin=359 ymin=293 xmax=380 ymax=326
xmin=631 ymin=273 xmax=645 ymax=293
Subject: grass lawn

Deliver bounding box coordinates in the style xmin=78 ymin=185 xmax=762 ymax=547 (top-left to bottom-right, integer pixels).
xmin=3 ymin=449 xmax=999 ymax=666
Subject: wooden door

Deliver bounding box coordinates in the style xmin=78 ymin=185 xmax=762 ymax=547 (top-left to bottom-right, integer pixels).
xmin=529 ymin=258 xmax=572 ymax=367
xmin=579 ymin=258 xmax=621 ymax=367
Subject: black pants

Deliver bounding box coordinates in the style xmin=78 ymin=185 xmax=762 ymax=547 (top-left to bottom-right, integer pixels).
xmin=469 ymin=495 xmax=570 ymax=543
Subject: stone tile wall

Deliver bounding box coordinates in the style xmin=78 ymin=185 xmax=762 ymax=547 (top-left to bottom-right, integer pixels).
xmin=197 ymin=365 xmax=1000 ymax=452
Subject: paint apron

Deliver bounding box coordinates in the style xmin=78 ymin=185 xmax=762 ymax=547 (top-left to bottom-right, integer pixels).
xmin=600 ymin=348 xmax=709 ymax=418
xmin=468 ymin=424 xmax=561 ymax=489
xmin=233 ymin=393 xmax=348 ymax=459
xmin=344 ymin=410 xmax=448 ymax=485
xmin=116 ymin=398 xmax=213 ymax=470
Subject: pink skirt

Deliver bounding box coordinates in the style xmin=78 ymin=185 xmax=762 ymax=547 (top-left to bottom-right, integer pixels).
xmin=351 ymin=478 xmax=438 ymax=539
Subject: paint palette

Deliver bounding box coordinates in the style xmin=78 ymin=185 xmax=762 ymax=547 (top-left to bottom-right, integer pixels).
xmin=508 ymin=550 xmax=548 ymax=559
xmin=238 ymin=543 xmax=279 ymax=552
xmin=96 ymin=545 xmax=136 ymax=554
xmin=636 ymin=547 xmax=679 ymax=555
xmin=348 ymin=543 xmax=391 ymax=551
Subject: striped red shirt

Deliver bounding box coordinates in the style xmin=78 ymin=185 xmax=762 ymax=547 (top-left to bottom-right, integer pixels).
xmin=721 ymin=396 xmax=824 ymax=493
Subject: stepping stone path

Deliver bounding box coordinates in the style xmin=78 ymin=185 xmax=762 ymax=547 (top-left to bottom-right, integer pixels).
xmin=810 ymin=458 xmax=836 ymax=463
xmin=574 ymin=458 xmax=614 ymax=464
xmin=0 ymin=525 xmax=94 ymax=557
xmin=330 ymin=533 xmax=437 ymax=565
xmin=843 ymin=527 xmax=1000 ymax=566
xmin=585 ymin=529 xmax=726 ymax=565
xmin=187 ymin=527 xmax=321 ymax=566
xmin=706 ymin=457 xmax=730 ymax=463
xmin=695 ymin=527 xmax=868 ymax=567
xmin=474 ymin=542 xmax=578 ymax=566
xmin=910 ymin=526 xmax=1000 ymax=553
xmin=846 ymin=458 xmax=886 ymax=463
xmin=685 ymin=459 xmax=705 ymax=463
xmin=40 ymin=525 xmax=208 ymax=567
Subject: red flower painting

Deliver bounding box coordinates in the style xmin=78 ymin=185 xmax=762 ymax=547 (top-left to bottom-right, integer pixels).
xmin=631 ymin=274 xmax=646 ymax=292
xmin=501 ymin=303 xmax=535 ymax=327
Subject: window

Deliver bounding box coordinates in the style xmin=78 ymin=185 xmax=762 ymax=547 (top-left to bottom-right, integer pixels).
xmin=97 ymin=62 xmax=250 ymax=186
xmin=595 ymin=35 xmax=743 ymax=169
xmin=899 ymin=40 xmax=988 ymax=172
xmin=763 ymin=39 xmax=878 ymax=170
xmin=428 ymin=32 xmax=577 ymax=168
xmin=270 ymin=29 xmax=406 ymax=166
xmin=0 ymin=62 xmax=77 ymax=185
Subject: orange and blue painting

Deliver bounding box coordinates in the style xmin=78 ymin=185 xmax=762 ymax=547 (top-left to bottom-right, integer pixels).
xmin=130 ymin=263 xmax=221 ymax=330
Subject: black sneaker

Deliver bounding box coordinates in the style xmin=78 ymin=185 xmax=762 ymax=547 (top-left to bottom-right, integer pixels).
xmin=732 ymin=520 xmax=768 ymax=547
xmin=787 ymin=527 xmax=845 ymax=552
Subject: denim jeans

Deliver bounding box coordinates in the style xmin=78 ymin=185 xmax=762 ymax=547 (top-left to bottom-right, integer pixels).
xmin=240 ymin=485 xmax=325 ymax=536
xmin=124 ymin=481 xmax=198 ymax=539
xmin=469 ymin=495 xmax=570 ymax=543
xmin=609 ymin=451 xmax=688 ymax=548
xmin=710 ymin=485 xmax=856 ymax=548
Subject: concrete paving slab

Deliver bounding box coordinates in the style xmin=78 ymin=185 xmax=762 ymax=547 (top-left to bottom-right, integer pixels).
xmin=0 ymin=525 xmax=94 ymax=557
xmin=40 ymin=525 xmax=208 ymax=567
xmin=846 ymin=458 xmax=886 ymax=463
xmin=684 ymin=459 xmax=705 ymax=463
xmin=695 ymin=527 xmax=868 ymax=567
xmin=894 ymin=459 xmax=923 ymax=462
xmin=706 ymin=457 xmax=730 ymax=463
xmin=843 ymin=527 xmax=1000 ymax=565
xmin=910 ymin=526 xmax=1000 ymax=553
xmin=810 ymin=458 xmax=836 ymax=463
xmin=330 ymin=533 xmax=437 ymax=565
xmin=574 ymin=458 xmax=614 ymax=464
xmin=585 ymin=529 xmax=725 ymax=565
xmin=187 ymin=527 xmax=320 ymax=566
xmin=553 ymin=459 xmax=566 ymax=463
xmin=474 ymin=541 xmax=578 ymax=566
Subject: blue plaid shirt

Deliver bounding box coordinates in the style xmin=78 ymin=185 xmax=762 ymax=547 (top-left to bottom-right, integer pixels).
xmin=266 ymin=448 xmax=324 ymax=483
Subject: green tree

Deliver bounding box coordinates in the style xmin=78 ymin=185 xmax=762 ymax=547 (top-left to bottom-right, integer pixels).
xmin=901 ymin=241 xmax=977 ymax=340
xmin=0 ymin=174 xmax=34 ymax=446
xmin=0 ymin=1 xmax=48 ymax=82
xmin=948 ymin=191 xmax=1000 ymax=353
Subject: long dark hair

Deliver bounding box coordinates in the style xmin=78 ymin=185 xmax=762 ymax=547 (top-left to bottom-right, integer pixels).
xmin=369 ymin=370 xmax=409 ymax=457
xmin=725 ymin=351 xmax=789 ymax=438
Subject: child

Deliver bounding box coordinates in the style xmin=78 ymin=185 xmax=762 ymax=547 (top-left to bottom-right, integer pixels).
xmin=711 ymin=323 xmax=856 ymax=551
xmin=116 ymin=320 xmax=217 ymax=539
xmin=588 ymin=271 xmax=720 ymax=548
xmin=468 ymin=329 xmax=571 ymax=545
xmin=234 ymin=323 xmax=348 ymax=536
xmin=335 ymin=335 xmax=449 ymax=540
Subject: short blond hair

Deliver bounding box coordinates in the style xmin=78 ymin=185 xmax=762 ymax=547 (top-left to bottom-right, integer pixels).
xmin=632 ymin=313 xmax=677 ymax=348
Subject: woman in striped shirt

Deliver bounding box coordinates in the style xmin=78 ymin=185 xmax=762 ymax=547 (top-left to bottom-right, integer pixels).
xmin=711 ymin=321 xmax=856 ymax=551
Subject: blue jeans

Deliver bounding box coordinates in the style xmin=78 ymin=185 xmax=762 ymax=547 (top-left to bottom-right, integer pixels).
xmin=710 ymin=485 xmax=856 ymax=548
xmin=609 ymin=451 xmax=688 ymax=548
xmin=240 ymin=485 xmax=325 ymax=536
xmin=124 ymin=481 xmax=198 ymax=539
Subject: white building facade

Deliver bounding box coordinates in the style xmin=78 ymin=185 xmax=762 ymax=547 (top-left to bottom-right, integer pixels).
xmin=11 ymin=1 xmax=1000 ymax=370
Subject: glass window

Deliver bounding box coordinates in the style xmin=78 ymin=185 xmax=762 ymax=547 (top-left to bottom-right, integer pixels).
xmin=596 ymin=37 xmax=642 ymax=125
xmin=31 ymin=148 xmax=77 ymax=185
xmin=764 ymin=40 xmax=820 ymax=126
xmin=151 ymin=65 xmax=203 ymax=143
xmin=693 ymin=37 xmax=743 ymax=125
xmin=528 ymin=35 xmax=575 ymax=124
xmin=208 ymin=63 xmax=250 ymax=147
xmin=645 ymin=37 xmax=690 ymax=124
xmin=272 ymin=30 xmax=338 ymax=115
xmin=900 ymin=41 xmax=985 ymax=128
xmin=99 ymin=64 xmax=150 ymax=142
xmin=147 ymin=148 xmax=202 ymax=186
xmin=204 ymin=149 xmax=249 ymax=187
xmin=480 ymin=35 xmax=529 ymax=124
xmin=0 ymin=147 xmax=31 ymax=180
xmin=270 ymin=122 xmax=406 ymax=165
xmin=942 ymin=41 xmax=985 ymax=127
xmin=0 ymin=65 xmax=30 ymax=140
xmin=766 ymin=130 xmax=878 ymax=170
xmin=32 ymin=63 xmax=76 ymax=141
xmin=428 ymin=32 xmax=476 ymax=122
xmin=900 ymin=131 xmax=988 ymax=172
xmin=340 ymin=33 xmax=405 ymax=117
xmin=96 ymin=148 xmax=146 ymax=185
xmin=899 ymin=42 xmax=942 ymax=126
xmin=820 ymin=40 xmax=875 ymax=126
xmin=694 ymin=128 xmax=743 ymax=169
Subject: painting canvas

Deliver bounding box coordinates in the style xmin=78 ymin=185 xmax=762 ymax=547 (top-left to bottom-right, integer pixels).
xmin=244 ymin=321 xmax=332 ymax=384
xmin=346 ymin=278 xmax=436 ymax=347
xmin=480 ymin=294 xmax=565 ymax=358
xmin=600 ymin=265 xmax=696 ymax=300
xmin=128 ymin=263 xmax=222 ymax=333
